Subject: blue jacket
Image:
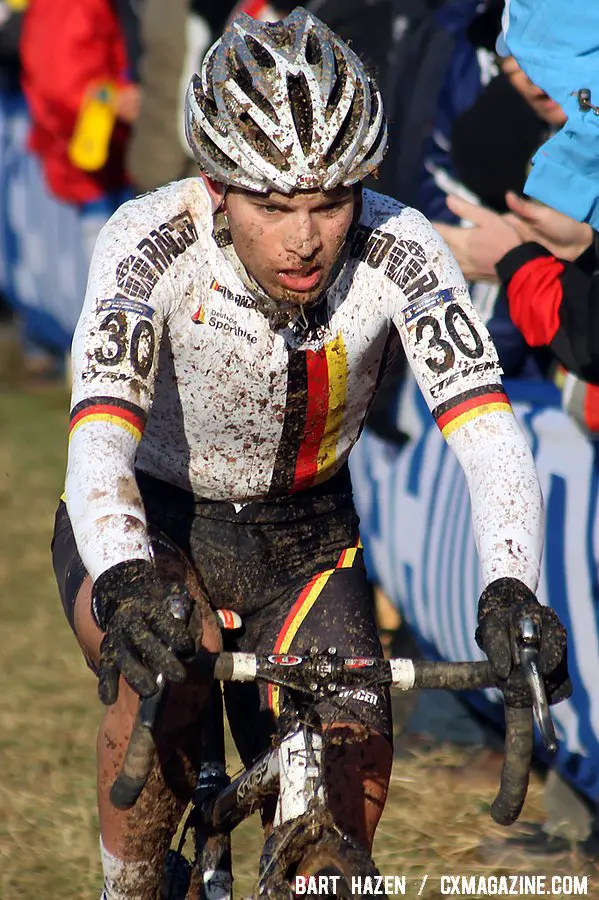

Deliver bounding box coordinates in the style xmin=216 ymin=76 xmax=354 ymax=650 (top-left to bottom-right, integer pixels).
xmin=499 ymin=0 xmax=599 ymax=228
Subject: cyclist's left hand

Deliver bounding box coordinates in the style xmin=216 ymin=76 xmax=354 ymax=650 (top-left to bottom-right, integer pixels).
xmin=475 ymin=577 xmax=572 ymax=707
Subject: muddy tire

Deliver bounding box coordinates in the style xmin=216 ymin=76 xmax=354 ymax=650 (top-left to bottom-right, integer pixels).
xmin=294 ymin=835 xmax=385 ymax=899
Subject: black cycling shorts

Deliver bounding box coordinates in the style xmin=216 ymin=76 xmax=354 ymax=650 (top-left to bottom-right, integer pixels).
xmin=51 ymin=466 xmax=391 ymax=757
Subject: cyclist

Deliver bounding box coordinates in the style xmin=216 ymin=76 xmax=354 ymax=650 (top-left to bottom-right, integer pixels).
xmin=51 ymin=8 xmax=571 ymax=898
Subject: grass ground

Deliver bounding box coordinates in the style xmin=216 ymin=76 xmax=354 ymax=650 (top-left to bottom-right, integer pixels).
xmin=0 ymin=387 xmax=595 ymax=898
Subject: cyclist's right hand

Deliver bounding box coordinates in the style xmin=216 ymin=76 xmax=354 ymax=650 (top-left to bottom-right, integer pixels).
xmin=475 ymin=577 xmax=571 ymax=707
xmin=92 ymin=559 xmax=196 ymax=705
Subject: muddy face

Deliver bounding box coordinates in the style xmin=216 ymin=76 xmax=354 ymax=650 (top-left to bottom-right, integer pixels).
xmin=223 ymin=185 xmax=356 ymax=305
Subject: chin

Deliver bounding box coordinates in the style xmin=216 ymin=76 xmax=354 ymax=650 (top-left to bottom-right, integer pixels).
xmin=275 ymin=288 xmax=323 ymax=306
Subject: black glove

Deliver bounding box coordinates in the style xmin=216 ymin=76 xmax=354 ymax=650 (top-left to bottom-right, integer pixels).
xmin=475 ymin=577 xmax=572 ymax=708
xmin=93 ymin=559 xmax=196 ymax=705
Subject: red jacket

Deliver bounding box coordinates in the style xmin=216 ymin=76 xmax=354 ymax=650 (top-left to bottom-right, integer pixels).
xmin=21 ymin=0 xmax=132 ymax=204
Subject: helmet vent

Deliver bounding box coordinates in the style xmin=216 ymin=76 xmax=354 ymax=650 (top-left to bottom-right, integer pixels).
xmin=198 ymin=131 xmax=238 ymax=176
xmin=324 ymin=84 xmax=364 ymax=165
xmin=326 ymin=54 xmax=346 ymax=121
xmin=267 ymin=21 xmax=289 ymax=49
xmin=245 ymin=35 xmax=276 ymax=69
xmin=234 ymin=55 xmax=279 ymax=124
xmin=240 ymin=115 xmax=290 ymax=172
xmin=305 ymin=32 xmax=322 ymax=66
xmin=288 ymin=72 xmax=314 ymax=155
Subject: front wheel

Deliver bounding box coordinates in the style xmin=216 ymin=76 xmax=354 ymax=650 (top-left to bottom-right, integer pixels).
xmin=294 ymin=835 xmax=385 ymax=900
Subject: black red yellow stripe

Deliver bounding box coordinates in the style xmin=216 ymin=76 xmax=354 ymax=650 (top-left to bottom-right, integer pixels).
xmin=69 ymin=396 xmax=147 ymax=442
xmin=268 ymin=538 xmax=362 ymax=715
xmin=433 ymin=384 xmax=511 ymax=438
xmin=269 ymin=332 xmax=348 ymax=495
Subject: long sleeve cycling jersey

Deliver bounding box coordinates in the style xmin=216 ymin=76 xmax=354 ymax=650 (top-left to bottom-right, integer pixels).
xmin=65 ymin=178 xmax=543 ymax=588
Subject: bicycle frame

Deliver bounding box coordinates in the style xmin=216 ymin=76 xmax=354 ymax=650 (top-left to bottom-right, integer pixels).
xmin=187 ymin=681 xmax=334 ymax=900
xmin=111 ymin=623 xmax=558 ymax=899
xmin=197 ymin=718 xmax=325 ymax=834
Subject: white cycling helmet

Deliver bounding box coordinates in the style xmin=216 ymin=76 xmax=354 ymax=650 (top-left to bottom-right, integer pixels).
xmin=185 ymin=7 xmax=388 ymax=194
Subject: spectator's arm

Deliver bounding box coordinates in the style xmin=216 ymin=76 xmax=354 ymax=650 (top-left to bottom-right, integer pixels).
xmin=496 ymin=241 xmax=599 ymax=383
xmin=115 ymin=0 xmax=146 ymax=82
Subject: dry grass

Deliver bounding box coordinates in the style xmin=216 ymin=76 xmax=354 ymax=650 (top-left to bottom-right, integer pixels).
xmin=0 ymin=387 xmax=596 ymax=899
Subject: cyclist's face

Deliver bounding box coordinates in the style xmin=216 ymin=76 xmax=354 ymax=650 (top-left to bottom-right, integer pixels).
xmin=223 ymin=185 xmax=356 ymax=304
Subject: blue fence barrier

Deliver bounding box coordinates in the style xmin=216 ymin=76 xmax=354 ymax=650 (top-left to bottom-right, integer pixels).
xmin=0 ymin=90 xmax=117 ymax=353
xmin=351 ymin=375 xmax=599 ymax=802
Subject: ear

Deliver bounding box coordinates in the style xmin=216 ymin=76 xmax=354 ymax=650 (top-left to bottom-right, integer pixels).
xmin=199 ymin=174 xmax=227 ymax=212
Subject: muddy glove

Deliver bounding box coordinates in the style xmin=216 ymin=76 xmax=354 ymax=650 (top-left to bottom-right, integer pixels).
xmin=93 ymin=559 xmax=196 ymax=705
xmin=475 ymin=577 xmax=571 ymax=708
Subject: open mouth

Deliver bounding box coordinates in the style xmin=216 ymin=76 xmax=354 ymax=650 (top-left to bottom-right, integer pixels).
xmin=277 ymin=267 xmax=322 ymax=292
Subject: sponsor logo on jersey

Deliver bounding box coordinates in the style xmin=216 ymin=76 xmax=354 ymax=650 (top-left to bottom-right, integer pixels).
xmin=115 ymin=210 xmax=198 ymax=303
xmin=350 ymin=225 xmax=439 ymax=300
xmin=195 ymin=307 xmax=258 ymax=344
xmin=192 ymin=304 xmax=205 ymax=324
xmin=429 ymin=360 xmax=502 ymax=398
xmin=403 ymin=286 xmax=468 ymax=329
xmin=97 ymin=296 xmax=156 ymax=319
xmin=210 ymin=278 xmax=257 ymax=310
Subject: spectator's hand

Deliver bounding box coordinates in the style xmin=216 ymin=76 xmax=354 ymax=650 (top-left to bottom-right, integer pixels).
xmin=504 ymin=192 xmax=594 ymax=261
xmin=475 ymin=577 xmax=572 ymax=708
xmin=433 ymin=195 xmax=522 ymax=283
xmin=116 ymin=84 xmax=141 ymax=124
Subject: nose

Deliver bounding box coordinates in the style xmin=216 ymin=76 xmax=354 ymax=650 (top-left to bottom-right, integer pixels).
xmin=284 ymin=212 xmax=322 ymax=259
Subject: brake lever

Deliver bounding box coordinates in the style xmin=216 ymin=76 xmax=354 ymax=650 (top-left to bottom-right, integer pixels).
xmin=516 ymin=616 xmax=558 ymax=754
xmin=138 ymin=592 xmax=193 ymax=730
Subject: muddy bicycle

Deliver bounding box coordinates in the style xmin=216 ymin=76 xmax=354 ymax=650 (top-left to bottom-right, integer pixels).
xmin=110 ymin=611 xmax=558 ymax=899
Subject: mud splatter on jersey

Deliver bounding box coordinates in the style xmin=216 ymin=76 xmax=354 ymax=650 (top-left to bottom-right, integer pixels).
xmin=65 ymin=179 xmax=542 ymax=584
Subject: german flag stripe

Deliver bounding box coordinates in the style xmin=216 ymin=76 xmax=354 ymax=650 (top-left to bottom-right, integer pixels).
xmin=292 ymin=347 xmax=329 ymax=491
xmin=314 ymin=333 xmax=348 ymax=485
xmin=268 ymin=569 xmax=333 ymax=715
xmin=269 ymin=350 xmax=309 ymax=495
xmin=433 ymin=385 xmax=511 ymax=438
xmin=268 ymin=538 xmax=361 ymax=715
xmin=69 ymin=397 xmax=147 ymax=442
xmin=432 ymin=384 xmax=506 ymax=421
xmin=270 ymin=333 xmax=348 ymax=496
xmin=336 ymin=536 xmax=363 ymax=569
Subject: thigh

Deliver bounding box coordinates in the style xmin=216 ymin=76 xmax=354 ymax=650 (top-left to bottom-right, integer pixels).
xmin=224 ymin=540 xmax=392 ymax=766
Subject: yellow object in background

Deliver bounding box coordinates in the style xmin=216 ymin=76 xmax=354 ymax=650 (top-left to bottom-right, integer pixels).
xmin=4 ymin=0 xmax=30 ymax=9
xmin=68 ymin=83 xmax=117 ymax=172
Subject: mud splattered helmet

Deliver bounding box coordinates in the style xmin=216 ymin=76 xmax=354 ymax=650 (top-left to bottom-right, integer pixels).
xmin=184 ymin=7 xmax=388 ymax=194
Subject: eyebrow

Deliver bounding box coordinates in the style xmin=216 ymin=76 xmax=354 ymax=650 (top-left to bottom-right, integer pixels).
xmin=252 ymin=192 xmax=352 ymax=210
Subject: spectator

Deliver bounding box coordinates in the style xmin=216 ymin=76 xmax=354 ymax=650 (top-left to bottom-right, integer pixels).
xmin=127 ymin=0 xmax=237 ymax=192
xmin=498 ymin=0 xmax=599 ymax=229
xmin=430 ymin=55 xmax=599 ymax=863
xmin=433 ymin=54 xmax=566 ymax=380
xmin=21 ymin=0 xmax=138 ymax=263
xmin=495 ymin=199 xmax=599 ymax=386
